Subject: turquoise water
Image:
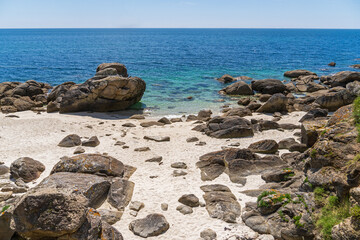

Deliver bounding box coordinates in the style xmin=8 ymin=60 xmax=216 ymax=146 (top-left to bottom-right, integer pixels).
xmin=0 ymin=29 xmax=359 ymax=115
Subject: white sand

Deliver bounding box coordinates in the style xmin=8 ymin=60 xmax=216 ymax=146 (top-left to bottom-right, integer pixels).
xmin=0 ymin=110 xmax=305 ymax=240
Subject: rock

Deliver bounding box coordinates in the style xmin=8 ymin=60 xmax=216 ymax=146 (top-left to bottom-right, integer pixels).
xmin=289 ymin=143 xmax=308 ymax=153
xmin=259 ymin=120 xmax=280 ymax=131
xmin=122 ymin=122 xmax=136 ymax=127
xmin=178 ymin=194 xmax=200 ymax=207
xmin=170 ymin=118 xmax=182 ymax=123
xmin=327 ymin=104 xmax=353 ymax=126
xmin=140 ymin=121 xmax=165 ymax=127
xmin=198 ymin=110 xmax=212 ymax=120
xmin=56 ymin=73 xmax=146 ymax=113
xmin=130 ymin=114 xmax=145 ymax=120
xmin=143 ymin=136 xmax=170 ymax=142
xmin=332 ymin=217 xmax=360 ymax=240
xmin=10 ymin=157 xmax=45 ymax=183
xmin=161 ymin=203 xmax=168 ymax=211
xmin=238 ymin=97 xmax=251 ymax=106
xmin=299 ymin=108 xmax=328 ymax=122
xmin=259 ymin=94 xmax=272 ymax=102
xmin=186 ymin=137 xmax=199 ymax=142
xmin=328 ymin=62 xmax=336 ymax=67
xmin=347 ymin=81 xmax=360 ymax=96
xmin=251 ymin=79 xmax=287 ymax=94
xmin=129 ymin=214 xmax=170 ymax=238
xmin=200 ymin=229 xmax=217 ymax=240
xmin=351 ymin=64 xmax=360 ymax=69
xmin=12 ymin=188 xmax=88 ymax=239
xmin=222 ymin=107 xmax=252 ymax=117
xmin=130 ymin=201 xmax=145 ymax=212
xmin=205 ymin=116 xmax=254 ymax=139
xmin=257 ymin=94 xmax=288 ymax=113
xmin=176 ymin=205 xmax=193 ymax=215
xmin=107 ymin=179 xmax=135 ymax=210
xmin=201 ymin=184 xmax=241 ymax=223
xmin=329 ymin=71 xmax=360 ymax=87
xmin=0 ymin=205 xmax=14 ymax=240
xmin=97 ymin=209 xmax=123 ymax=225
xmin=74 ymin=146 xmax=85 ymax=154
xmin=36 ymin=172 xmax=110 ymax=208
xmin=301 ymin=119 xmax=327 ymax=147
xmin=278 ymin=138 xmax=297 ymax=150
xmin=58 ymin=134 xmax=81 ymax=147
xmin=82 ymin=136 xmax=100 ymax=147
xmin=221 ymin=81 xmax=253 ymax=95
xmin=284 ymin=69 xmax=317 ymax=78
xmin=314 ymin=89 xmax=356 ymax=111
xmin=101 ymin=221 xmax=124 ymax=239
xmin=173 ymin=170 xmax=188 ymax=177
xmin=186 ymin=115 xmax=198 ymax=121
xmin=145 ymin=156 xmax=163 ymax=163
xmin=248 ymin=140 xmax=279 ymax=154
xmin=158 ymin=117 xmax=171 ymax=125
xmin=217 ymin=74 xmax=237 ymax=83
xmin=135 ymin=147 xmax=151 ymax=152
xmin=115 ymin=141 xmax=126 ymax=146
xmin=96 ymin=63 xmax=128 ymax=77
xmin=261 ymin=169 xmax=295 ymax=182
xmin=51 ymin=154 xmax=124 ymax=177
xmin=196 ymin=151 xmax=227 ymax=181
xmin=171 ymin=162 xmax=187 ymax=169
xmin=0 ymin=164 xmax=10 ymax=175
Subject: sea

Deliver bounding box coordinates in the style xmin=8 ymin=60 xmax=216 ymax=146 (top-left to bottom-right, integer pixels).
xmin=0 ymin=28 xmax=359 ymax=116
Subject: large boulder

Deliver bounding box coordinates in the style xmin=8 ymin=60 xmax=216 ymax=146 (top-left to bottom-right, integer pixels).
xmin=314 ymin=89 xmax=356 ymax=111
xmin=329 ymin=71 xmax=360 ymax=87
xmin=12 ymin=188 xmax=89 ymax=239
xmin=257 ymin=93 xmax=288 ymax=113
xmin=129 ymin=214 xmax=169 ymax=238
xmin=220 ymin=81 xmax=254 ymax=95
xmin=251 ymin=79 xmax=287 ymax=94
xmin=204 ymin=116 xmax=254 ymax=139
xmin=248 ymin=140 xmax=279 ymax=154
xmin=51 ymin=154 xmax=124 ymax=177
xmin=10 ymin=157 xmax=45 ymax=183
xmin=284 ymin=69 xmax=317 ymax=78
xmin=57 ymin=75 xmax=146 ymax=113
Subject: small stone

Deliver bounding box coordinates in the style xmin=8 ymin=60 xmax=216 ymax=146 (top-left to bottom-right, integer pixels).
xmin=196 ymin=142 xmax=207 ymax=146
xmin=115 ymin=141 xmax=126 ymax=146
xmin=135 ymin=147 xmax=150 ymax=152
xmin=82 ymin=136 xmax=100 ymax=147
xmin=130 ymin=201 xmax=145 ymax=212
xmin=129 ymin=214 xmax=169 ymax=237
xmin=145 ymin=156 xmax=163 ymax=163
xmin=186 ymin=137 xmax=199 ymax=143
xmin=130 ymin=114 xmax=145 ymax=120
xmin=0 ymin=165 xmax=10 ymax=175
xmin=171 ymin=162 xmax=187 ymax=169
xmin=73 ymin=146 xmax=85 ymax=154
xmin=200 ymin=229 xmax=217 ymax=240
xmin=144 ymin=136 xmax=170 ymax=142
xmin=122 ymin=123 xmax=136 ymax=127
xmin=176 ymin=205 xmax=193 ymax=215
xmin=98 ymin=209 xmax=123 ymax=225
xmin=173 ymin=170 xmax=187 ymax=177
xmin=229 ymin=142 xmax=240 ymax=147
xmin=130 ymin=210 xmax=138 ymax=217
xmin=158 ymin=117 xmax=171 ymax=125
xmin=178 ymin=194 xmax=200 ymax=207
xmin=140 ymin=121 xmax=165 ymax=127
xmin=161 ymin=203 xmax=168 ymax=211
xmin=123 ymin=146 xmax=129 ymax=149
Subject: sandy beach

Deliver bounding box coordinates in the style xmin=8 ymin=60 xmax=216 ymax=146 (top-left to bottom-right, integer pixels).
xmin=0 ymin=110 xmax=306 ymax=240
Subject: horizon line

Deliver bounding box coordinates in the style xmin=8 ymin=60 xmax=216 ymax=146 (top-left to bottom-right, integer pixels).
xmin=1 ymin=27 xmax=360 ymax=30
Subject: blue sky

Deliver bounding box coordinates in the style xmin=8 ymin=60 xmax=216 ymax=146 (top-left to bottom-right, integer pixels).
xmin=0 ymin=0 xmax=359 ymax=28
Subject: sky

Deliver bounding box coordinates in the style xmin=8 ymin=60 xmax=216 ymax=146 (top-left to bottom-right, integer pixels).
xmin=0 ymin=0 xmax=359 ymax=29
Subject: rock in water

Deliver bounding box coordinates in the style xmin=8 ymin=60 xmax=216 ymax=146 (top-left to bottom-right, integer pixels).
xmin=51 ymin=154 xmax=124 ymax=177
xmin=284 ymin=69 xmax=317 ymax=78
xmin=96 ymin=63 xmax=128 ymax=77
xmin=129 ymin=214 xmax=170 ymax=238
xmin=220 ymin=81 xmax=254 ymax=95
xmin=10 ymin=157 xmax=45 ymax=182
xmin=58 ymin=134 xmax=81 ymax=147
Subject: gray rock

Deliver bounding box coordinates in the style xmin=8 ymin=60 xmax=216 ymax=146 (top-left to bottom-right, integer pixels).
xmin=140 ymin=121 xmax=165 ymax=127
xmin=161 ymin=203 xmax=168 ymax=211
xmin=248 ymin=140 xmax=279 ymax=154
xmin=107 ymin=179 xmax=135 ymax=211
xmin=178 ymin=194 xmax=200 ymax=207
xmin=158 ymin=117 xmax=172 ymax=125
xmin=144 ymin=136 xmax=170 ymax=142
xmin=130 ymin=201 xmax=145 ymax=212
xmin=98 ymin=209 xmax=123 ymax=225
xmin=129 ymin=214 xmax=170 ymax=238
xmin=284 ymin=69 xmax=317 ymax=78
xmin=200 ymin=229 xmax=217 ymax=240
xmin=58 ymin=134 xmax=81 ymax=147
xmin=10 ymin=157 xmax=45 ymax=183
xmin=171 ymin=162 xmax=187 ymax=169
xmin=221 ymin=81 xmax=254 ymax=95
xmin=173 ymin=170 xmax=188 ymax=177
xmin=251 ymin=79 xmax=287 ymax=94
xmin=135 ymin=147 xmax=151 ymax=152
xmin=257 ymin=94 xmax=288 ymax=113
xmin=122 ymin=123 xmax=136 ymax=127
xmin=187 ymin=137 xmax=199 ymax=142
xmin=145 ymin=156 xmax=163 ymax=163
xmin=73 ymin=146 xmax=85 ymax=154
xmin=176 ymin=205 xmax=193 ymax=215
xmin=82 ymin=136 xmax=100 ymax=147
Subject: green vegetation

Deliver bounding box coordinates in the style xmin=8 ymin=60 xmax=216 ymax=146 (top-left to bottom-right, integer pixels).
xmin=278 ymin=210 xmax=289 ymax=222
xmin=320 ymin=129 xmax=327 ymax=136
xmin=310 ymin=149 xmax=317 ymax=158
xmin=353 ymin=96 xmax=360 ymax=142
xmin=293 ymin=214 xmax=305 ymax=228
xmin=315 ymin=193 xmax=350 ymax=240
xmin=350 ymin=205 xmax=360 ymax=219
xmin=0 ymin=205 xmax=10 ymax=215
xmin=257 ymin=190 xmax=292 ymax=208
xmin=303 ymin=177 xmax=313 ymax=189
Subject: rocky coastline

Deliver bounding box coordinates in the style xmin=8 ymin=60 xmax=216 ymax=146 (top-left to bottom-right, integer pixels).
xmin=1 ymin=63 xmax=360 ymax=239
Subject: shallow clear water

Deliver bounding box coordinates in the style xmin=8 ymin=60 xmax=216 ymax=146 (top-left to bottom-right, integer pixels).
xmin=0 ymin=29 xmax=359 ymax=115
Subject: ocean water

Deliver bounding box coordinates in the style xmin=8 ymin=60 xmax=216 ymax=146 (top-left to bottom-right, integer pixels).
xmin=0 ymin=28 xmax=359 ymax=115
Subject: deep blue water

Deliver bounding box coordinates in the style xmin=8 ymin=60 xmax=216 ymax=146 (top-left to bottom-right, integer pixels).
xmin=0 ymin=28 xmax=359 ymax=115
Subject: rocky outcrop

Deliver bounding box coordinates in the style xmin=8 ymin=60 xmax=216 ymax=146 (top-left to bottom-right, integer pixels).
xmin=47 ymin=63 xmax=146 ymax=113
xmin=251 ymin=79 xmax=287 ymax=94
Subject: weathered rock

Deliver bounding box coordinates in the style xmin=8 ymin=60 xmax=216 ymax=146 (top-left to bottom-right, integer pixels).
xmin=0 ymin=164 xmax=10 ymax=175
xmin=201 ymin=184 xmax=241 ymax=223
xmin=299 ymin=108 xmax=328 ymax=122
xmin=58 ymin=134 xmax=81 ymax=147
xmin=130 ymin=201 xmax=145 ymax=212
xmin=101 ymin=221 xmax=124 ymax=240
xmin=143 ymin=136 xmax=170 ymax=142
xmin=178 ymin=194 xmax=200 ymax=207
xmin=315 ymin=89 xmax=356 ymax=111
xmin=140 ymin=121 xmax=165 ymax=127
xmin=257 ymin=94 xmax=288 ymax=113
xmin=98 ymin=209 xmax=123 ymax=225
xmin=186 ymin=137 xmax=199 ymax=142
xmin=51 ymin=154 xmax=124 ymax=177
xmin=107 ymin=179 xmax=134 ymax=210
xmin=145 ymin=156 xmax=163 ymax=163
xmin=251 ymin=79 xmax=287 ymax=94
xmin=217 ymin=74 xmax=237 ymax=83
xmin=82 ymin=136 xmax=100 ymax=147
xmin=261 ymin=169 xmax=295 ymax=182
xmin=122 ymin=122 xmax=136 ymax=127
xmin=74 ymin=146 xmax=85 ymax=154
xmin=301 ymin=119 xmax=327 ymax=147
xmin=221 ymin=81 xmax=253 ymax=95
xmin=248 ymin=140 xmax=279 ymax=154
xmin=278 ymin=138 xmax=297 ymax=150
xmin=0 ymin=206 xmax=14 ymax=240
xmin=129 ymin=214 xmax=169 ymax=238
xmin=176 ymin=205 xmax=193 ymax=215
xmin=161 ymin=203 xmax=168 ymax=211
xmin=222 ymin=107 xmax=252 ymax=117
xmin=284 ymin=69 xmax=317 ymax=78
xmin=198 ymin=110 xmax=212 ymax=120
xmin=36 ymin=172 xmax=110 ymax=208
xmin=327 ymin=104 xmax=353 ymax=126
xmin=329 ymin=71 xmax=360 ymax=87
xmin=200 ymin=229 xmax=217 ymax=240
xmin=172 ymin=170 xmax=187 ymax=177
xmin=10 ymin=157 xmax=45 ymax=183
xmin=171 ymin=162 xmax=187 ymax=169
xmin=332 ymin=217 xmax=360 ymax=240
xmin=205 ymin=116 xmax=254 ymax=139
xmin=134 ymin=147 xmax=151 ymax=152
xmin=328 ymin=62 xmax=336 ymax=67
xmin=96 ymin=63 xmax=128 ymax=77
xmin=289 ymin=143 xmax=308 ymax=153
xmin=12 ymin=188 xmax=88 ymax=239
xmin=158 ymin=117 xmax=171 ymax=125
